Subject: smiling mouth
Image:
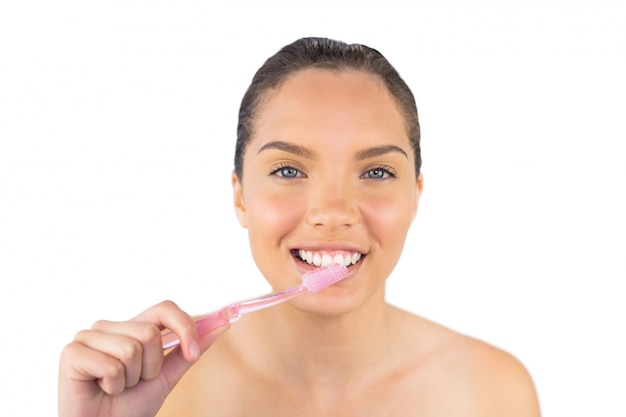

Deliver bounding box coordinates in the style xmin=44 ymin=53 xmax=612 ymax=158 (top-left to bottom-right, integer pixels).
xmin=292 ymin=249 xmax=363 ymax=267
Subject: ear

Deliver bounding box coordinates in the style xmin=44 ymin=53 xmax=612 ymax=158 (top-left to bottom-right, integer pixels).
xmin=232 ymin=171 xmax=248 ymax=228
xmin=410 ymin=173 xmax=424 ymax=224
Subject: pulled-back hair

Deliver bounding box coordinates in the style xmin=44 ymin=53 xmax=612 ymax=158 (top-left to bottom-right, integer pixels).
xmin=234 ymin=37 xmax=421 ymax=179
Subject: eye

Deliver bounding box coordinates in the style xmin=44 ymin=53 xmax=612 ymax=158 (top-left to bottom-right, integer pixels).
xmin=269 ymin=164 xmax=306 ymax=178
xmin=361 ymin=165 xmax=397 ymax=180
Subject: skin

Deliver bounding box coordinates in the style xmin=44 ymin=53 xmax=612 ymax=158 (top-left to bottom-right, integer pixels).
xmin=58 ymin=301 xmax=229 ymax=417
xmin=159 ymin=68 xmax=541 ymax=415
xmin=58 ymin=68 xmax=541 ymax=417
xmin=234 ymin=68 xmax=420 ymax=317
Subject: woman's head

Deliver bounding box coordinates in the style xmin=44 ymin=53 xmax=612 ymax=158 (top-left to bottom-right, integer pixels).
xmin=231 ymin=39 xmax=423 ymax=314
xmin=235 ymin=37 xmax=421 ymax=180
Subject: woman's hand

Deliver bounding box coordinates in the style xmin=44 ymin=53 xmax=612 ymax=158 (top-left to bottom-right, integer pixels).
xmin=58 ymin=300 xmax=228 ymax=417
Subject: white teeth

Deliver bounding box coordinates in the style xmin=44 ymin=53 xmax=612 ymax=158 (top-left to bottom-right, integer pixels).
xmin=313 ymin=253 xmax=322 ymax=266
xmin=296 ymin=249 xmax=363 ymax=267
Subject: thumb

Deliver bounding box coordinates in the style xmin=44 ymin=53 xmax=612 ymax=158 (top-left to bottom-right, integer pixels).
xmin=159 ymin=323 xmax=230 ymax=392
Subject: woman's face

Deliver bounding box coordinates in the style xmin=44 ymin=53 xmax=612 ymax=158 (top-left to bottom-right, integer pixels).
xmin=232 ymin=68 xmax=422 ymax=314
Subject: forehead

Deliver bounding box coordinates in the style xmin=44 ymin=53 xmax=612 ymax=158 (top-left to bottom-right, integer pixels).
xmin=260 ymin=68 xmax=395 ymax=116
xmin=249 ymin=68 xmax=409 ymax=151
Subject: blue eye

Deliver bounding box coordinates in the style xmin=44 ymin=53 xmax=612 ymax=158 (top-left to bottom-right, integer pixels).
xmin=361 ymin=166 xmax=396 ymax=179
xmin=270 ymin=165 xmax=304 ymax=178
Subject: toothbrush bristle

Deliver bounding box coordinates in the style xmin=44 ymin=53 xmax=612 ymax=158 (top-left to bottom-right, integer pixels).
xmin=302 ymin=264 xmax=350 ymax=293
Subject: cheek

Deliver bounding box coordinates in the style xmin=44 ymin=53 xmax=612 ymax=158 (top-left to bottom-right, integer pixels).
xmin=361 ymin=195 xmax=414 ymax=246
xmin=244 ymin=191 xmax=306 ymax=288
xmin=246 ymin=191 xmax=304 ymax=243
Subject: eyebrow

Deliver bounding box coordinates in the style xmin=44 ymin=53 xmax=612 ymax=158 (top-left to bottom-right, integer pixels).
xmin=257 ymin=141 xmax=408 ymax=160
xmin=355 ymin=144 xmax=408 ymax=160
xmin=257 ymin=141 xmax=315 ymax=159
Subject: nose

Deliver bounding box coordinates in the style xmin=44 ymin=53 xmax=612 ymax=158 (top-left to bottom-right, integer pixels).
xmin=305 ymin=178 xmax=360 ymax=231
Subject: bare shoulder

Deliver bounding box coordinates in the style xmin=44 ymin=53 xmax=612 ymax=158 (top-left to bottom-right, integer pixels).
xmin=444 ymin=334 xmax=541 ymax=416
xmin=390 ymin=307 xmax=541 ymax=416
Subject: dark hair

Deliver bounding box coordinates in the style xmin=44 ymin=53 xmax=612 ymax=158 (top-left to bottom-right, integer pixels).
xmin=234 ymin=37 xmax=421 ymax=179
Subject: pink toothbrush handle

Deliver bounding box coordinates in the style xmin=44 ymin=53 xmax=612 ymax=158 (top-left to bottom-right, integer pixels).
xmin=161 ymin=305 xmax=237 ymax=350
xmin=160 ymin=265 xmax=349 ymax=350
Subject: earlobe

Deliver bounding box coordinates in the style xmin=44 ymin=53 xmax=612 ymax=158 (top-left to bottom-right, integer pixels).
xmin=232 ymin=172 xmax=248 ymax=228
xmin=411 ymin=173 xmax=424 ymax=223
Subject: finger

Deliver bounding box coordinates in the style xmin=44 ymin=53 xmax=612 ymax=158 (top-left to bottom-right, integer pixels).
xmin=90 ymin=320 xmax=163 ymax=382
xmin=131 ymin=300 xmax=199 ymax=362
xmin=159 ymin=323 xmax=230 ymax=392
xmin=60 ymin=340 xmax=127 ymax=396
xmin=74 ymin=327 xmax=147 ymax=388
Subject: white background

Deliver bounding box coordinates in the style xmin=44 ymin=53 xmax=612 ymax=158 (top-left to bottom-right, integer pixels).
xmin=1 ymin=1 xmax=624 ymax=415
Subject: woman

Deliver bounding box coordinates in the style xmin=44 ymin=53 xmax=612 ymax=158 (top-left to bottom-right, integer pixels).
xmin=59 ymin=37 xmax=541 ymax=416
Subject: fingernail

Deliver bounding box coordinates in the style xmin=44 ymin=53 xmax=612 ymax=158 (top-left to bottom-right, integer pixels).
xmin=189 ymin=340 xmax=200 ymax=361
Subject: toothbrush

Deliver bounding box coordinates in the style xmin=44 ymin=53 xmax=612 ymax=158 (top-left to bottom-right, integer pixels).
xmin=162 ymin=264 xmax=349 ymax=350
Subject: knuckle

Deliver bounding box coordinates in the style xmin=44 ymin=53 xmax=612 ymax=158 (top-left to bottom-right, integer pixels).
xmin=158 ymin=299 xmax=179 ymax=311
xmin=72 ymin=329 xmax=91 ymax=343
xmin=59 ymin=341 xmax=80 ymax=362
xmin=101 ymin=358 xmax=125 ymax=380
xmin=91 ymin=319 xmax=112 ymax=330
xmin=180 ymin=320 xmax=195 ymax=333
xmin=118 ymin=339 xmax=143 ymax=363
xmin=140 ymin=323 xmax=162 ymax=343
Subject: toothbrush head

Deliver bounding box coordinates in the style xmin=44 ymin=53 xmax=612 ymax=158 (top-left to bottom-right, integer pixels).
xmin=301 ymin=264 xmax=350 ymax=293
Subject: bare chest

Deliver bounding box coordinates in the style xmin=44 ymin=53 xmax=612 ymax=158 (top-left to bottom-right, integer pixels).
xmin=165 ymin=364 xmax=445 ymax=417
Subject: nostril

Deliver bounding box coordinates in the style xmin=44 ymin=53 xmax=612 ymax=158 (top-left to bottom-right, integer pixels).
xmin=306 ymin=204 xmax=359 ymax=230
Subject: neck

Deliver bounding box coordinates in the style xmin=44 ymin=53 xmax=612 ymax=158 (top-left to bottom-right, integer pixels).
xmin=249 ymin=290 xmax=392 ymax=388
